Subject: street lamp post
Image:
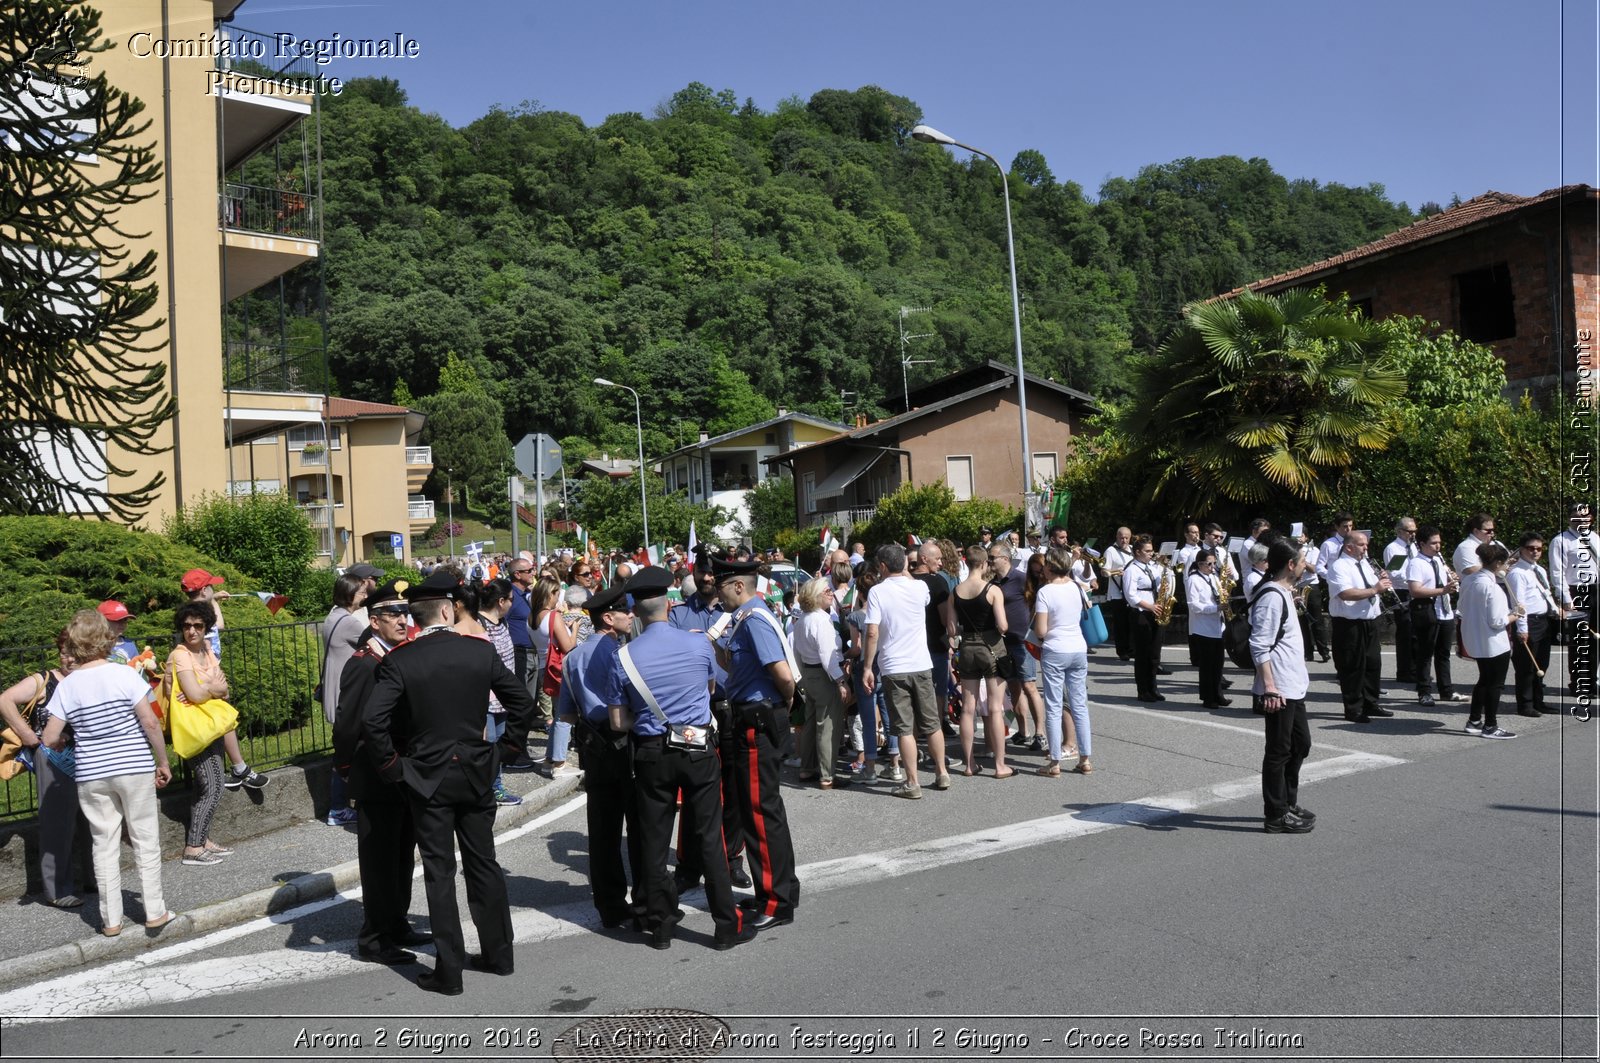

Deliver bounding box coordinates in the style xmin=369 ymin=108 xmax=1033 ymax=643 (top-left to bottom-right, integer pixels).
xmin=910 ymin=124 xmax=1034 ymax=518
xmin=443 ymin=466 xmax=455 ymax=560
xmin=594 ymin=378 xmax=649 ymax=554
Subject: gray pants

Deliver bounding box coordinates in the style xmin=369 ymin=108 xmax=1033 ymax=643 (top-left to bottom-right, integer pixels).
xmin=798 ymin=663 xmax=848 ymax=780
xmin=35 ymin=752 xmax=81 ymax=901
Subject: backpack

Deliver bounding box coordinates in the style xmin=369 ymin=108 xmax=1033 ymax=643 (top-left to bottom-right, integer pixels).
xmin=1225 ymin=583 xmax=1291 ymax=671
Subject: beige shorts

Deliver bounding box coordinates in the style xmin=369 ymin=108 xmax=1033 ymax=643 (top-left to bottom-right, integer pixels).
xmin=880 ymin=670 xmax=940 ymax=737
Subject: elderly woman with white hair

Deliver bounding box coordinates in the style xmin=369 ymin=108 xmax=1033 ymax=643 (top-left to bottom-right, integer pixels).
xmin=792 ymin=576 xmax=853 ymax=789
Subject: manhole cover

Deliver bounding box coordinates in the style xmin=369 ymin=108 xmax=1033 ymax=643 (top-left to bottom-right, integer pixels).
xmin=553 ymin=1009 xmax=730 ymax=1062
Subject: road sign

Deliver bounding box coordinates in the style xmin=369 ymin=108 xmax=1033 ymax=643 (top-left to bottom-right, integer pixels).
xmin=513 ymin=433 xmax=562 ymax=480
xmin=389 ymin=532 xmax=403 ymax=560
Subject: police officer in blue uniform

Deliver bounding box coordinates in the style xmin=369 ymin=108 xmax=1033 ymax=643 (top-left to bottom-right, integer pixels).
xmin=332 ymin=579 xmax=429 ymax=966
xmin=362 ymin=572 xmax=537 ymax=994
xmin=556 ymin=581 xmax=645 ymax=929
xmin=668 ymin=544 xmax=752 ymax=893
xmin=606 ymin=567 xmax=754 ymax=951
xmin=714 ymin=555 xmax=800 ymax=930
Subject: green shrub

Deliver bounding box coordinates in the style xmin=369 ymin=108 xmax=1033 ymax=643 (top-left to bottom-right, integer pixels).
xmin=164 ymin=491 xmax=317 ymax=601
xmin=857 ymin=481 xmax=1024 ymax=550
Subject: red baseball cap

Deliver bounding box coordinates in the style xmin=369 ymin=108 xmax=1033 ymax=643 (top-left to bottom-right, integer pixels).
xmin=181 ymin=568 xmax=225 ymax=593
xmin=97 ymin=601 xmax=132 ymax=622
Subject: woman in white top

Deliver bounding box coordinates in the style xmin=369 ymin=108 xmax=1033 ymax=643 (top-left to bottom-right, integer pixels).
xmin=1033 ymin=546 xmax=1092 ymax=775
xmin=952 ymin=547 xmax=1013 ymax=778
xmin=792 ymin=577 xmax=853 ymax=789
xmin=41 ymin=610 xmax=174 ymax=936
xmin=1252 ymin=540 xmax=1314 ymax=833
xmin=1457 ymin=542 xmax=1523 ymax=739
xmin=1185 ymin=549 xmax=1229 ymax=709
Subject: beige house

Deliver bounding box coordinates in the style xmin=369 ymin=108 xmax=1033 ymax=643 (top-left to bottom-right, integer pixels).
xmin=26 ymin=0 xmax=421 ymax=563
xmin=659 ymin=411 xmax=847 ymax=505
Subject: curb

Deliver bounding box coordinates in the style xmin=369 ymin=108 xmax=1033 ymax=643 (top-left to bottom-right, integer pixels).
xmin=1 ymin=775 xmax=584 ymax=986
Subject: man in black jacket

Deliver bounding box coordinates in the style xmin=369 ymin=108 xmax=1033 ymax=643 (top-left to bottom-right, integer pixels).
xmin=333 ymin=579 xmax=428 ymax=966
xmin=362 ymin=572 xmax=537 ymax=995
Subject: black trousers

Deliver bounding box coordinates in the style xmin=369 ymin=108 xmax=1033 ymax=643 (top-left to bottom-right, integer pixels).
xmin=1189 ymin=634 xmax=1224 ymax=705
xmin=1331 ymin=617 xmax=1381 ymax=718
xmin=1567 ymin=584 xmax=1595 ymax=697
xmin=1131 ymin=612 xmax=1159 ymax=698
xmin=583 ymin=734 xmax=644 ymax=921
xmin=1392 ymin=600 xmax=1416 ymax=682
xmin=1304 ymin=584 xmax=1331 ymax=656
xmin=354 ymin=798 xmax=417 ymax=955
xmin=1412 ymin=608 xmax=1458 ymax=697
xmin=1513 ymin=614 xmax=1555 ymax=712
xmin=1472 ymin=652 xmax=1512 ymax=729
xmin=633 ymin=738 xmax=741 ymax=942
xmin=512 ymin=644 xmax=530 ymax=685
xmin=676 ymin=701 xmax=744 ymax=879
xmin=732 ymin=702 xmax=799 ymax=918
xmin=407 ymin=787 xmax=512 ymax=981
xmin=1106 ymin=598 xmax=1132 ymax=659
xmin=1261 ymin=696 xmax=1311 ymax=820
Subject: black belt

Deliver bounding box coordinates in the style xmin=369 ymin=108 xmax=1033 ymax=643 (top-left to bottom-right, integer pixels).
xmin=733 ymin=700 xmax=778 ymax=710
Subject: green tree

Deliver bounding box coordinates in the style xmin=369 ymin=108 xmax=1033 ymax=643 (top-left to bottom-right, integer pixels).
xmin=744 ymin=475 xmax=797 ymax=546
xmin=1120 ymin=288 xmax=1407 ymax=515
xmin=164 ymin=491 xmax=318 ymax=599
xmin=416 ymin=353 xmax=512 ymax=512
xmin=573 ymin=474 xmax=727 ymax=553
xmin=0 ymin=2 xmax=174 ymax=521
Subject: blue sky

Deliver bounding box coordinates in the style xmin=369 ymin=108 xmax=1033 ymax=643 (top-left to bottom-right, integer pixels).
xmin=241 ymin=0 xmax=1596 ymax=211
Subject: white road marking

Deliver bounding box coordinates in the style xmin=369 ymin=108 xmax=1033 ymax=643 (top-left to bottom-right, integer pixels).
xmin=1103 ymin=700 xmax=1365 ymax=755
xmin=0 ymin=754 xmax=1402 ymax=1021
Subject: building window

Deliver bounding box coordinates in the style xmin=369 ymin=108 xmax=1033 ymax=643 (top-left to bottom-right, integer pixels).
xmin=287 ymin=424 xmax=342 ymax=450
xmin=803 ymin=472 xmax=816 ymax=514
xmin=1031 ymin=452 xmax=1058 ymax=488
xmin=2 ymin=74 xmax=98 ymax=162
xmin=946 ymin=456 xmax=974 ymax=501
xmin=0 ymin=242 xmax=99 ymax=328
xmin=1454 ymin=263 xmax=1516 ymax=342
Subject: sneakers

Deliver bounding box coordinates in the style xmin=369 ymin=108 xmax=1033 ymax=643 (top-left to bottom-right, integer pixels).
xmin=225 ymin=764 xmax=269 ymax=790
xmin=782 ymin=756 xmax=802 ymax=769
xmin=1264 ymin=812 xmax=1315 ymax=834
xmin=182 ymin=849 xmax=224 ymax=866
xmin=1480 ymin=727 xmax=1518 ymax=740
xmin=880 ymin=763 xmax=907 ymax=784
xmin=890 ymin=782 xmax=923 ymax=800
xmin=855 ymin=762 xmax=878 ymax=785
xmin=1444 ymin=692 xmax=1471 ymax=703
xmin=493 ymin=786 xmax=523 ymax=806
xmin=1029 ymin=735 xmax=1045 ymax=753
xmin=1464 ymin=718 xmax=1484 ymax=735
xmin=1009 ymin=731 xmax=1030 ymax=748
xmin=326 ymin=807 xmax=358 ymax=827
xmin=548 ymin=762 xmax=582 ymax=779
xmin=928 ymin=774 xmax=952 ymax=791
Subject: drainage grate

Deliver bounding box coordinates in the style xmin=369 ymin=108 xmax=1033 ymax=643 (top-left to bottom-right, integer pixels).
xmin=553 ymin=1009 xmax=730 ymax=1062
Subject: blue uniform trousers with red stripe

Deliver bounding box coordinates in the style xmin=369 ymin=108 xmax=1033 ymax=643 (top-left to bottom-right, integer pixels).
xmin=733 ymin=701 xmax=799 ymax=918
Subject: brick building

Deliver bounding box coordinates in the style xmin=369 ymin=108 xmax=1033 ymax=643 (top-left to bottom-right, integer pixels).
xmin=1234 ymin=185 xmax=1598 ymax=395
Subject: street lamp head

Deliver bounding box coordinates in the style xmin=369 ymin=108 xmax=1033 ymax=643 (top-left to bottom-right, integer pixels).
xmin=910 ymin=124 xmax=955 ymax=146
xmin=593 ymin=377 xmax=615 ymax=387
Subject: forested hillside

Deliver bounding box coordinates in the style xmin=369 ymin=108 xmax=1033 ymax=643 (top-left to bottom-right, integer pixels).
xmin=276 ymin=79 xmax=1416 ymax=468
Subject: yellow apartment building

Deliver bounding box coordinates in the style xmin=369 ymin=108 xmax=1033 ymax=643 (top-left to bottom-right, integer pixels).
xmin=24 ymin=0 xmax=426 ymax=564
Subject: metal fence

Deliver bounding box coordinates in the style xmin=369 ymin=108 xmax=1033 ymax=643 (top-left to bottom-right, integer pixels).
xmin=221 ymin=182 xmax=317 ymax=240
xmin=0 ymin=620 xmax=332 ymax=822
xmin=223 ymin=339 xmax=324 ymax=394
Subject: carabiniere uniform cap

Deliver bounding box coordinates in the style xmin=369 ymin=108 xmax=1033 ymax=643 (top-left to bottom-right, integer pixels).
xmin=585 ymin=583 xmax=630 ymax=615
xmin=709 ymin=556 xmax=761 ymax=583
xmin=402 ymin=571 xmax=459 ymax=603
xmin=367 ymin=578 xmax=410 ymax=610
xmin=622 ymin=566 xmax=676 ymax=601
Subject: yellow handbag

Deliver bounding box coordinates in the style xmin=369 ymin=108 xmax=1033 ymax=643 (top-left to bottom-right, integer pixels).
xmin=166 ymin=666 xmax=238 ymax=761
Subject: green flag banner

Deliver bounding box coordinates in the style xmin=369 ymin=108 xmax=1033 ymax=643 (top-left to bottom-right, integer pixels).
xmin=1049 ymin=487 xmax=1071 ymax=530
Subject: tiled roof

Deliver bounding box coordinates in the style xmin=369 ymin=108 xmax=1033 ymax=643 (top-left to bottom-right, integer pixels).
xmin=1224 ymin=184 xmax=1595 ymax=297
xmin=325 ymin=397 xmax=412 ymax=419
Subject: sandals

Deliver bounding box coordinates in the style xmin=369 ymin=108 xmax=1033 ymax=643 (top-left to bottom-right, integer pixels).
xmin=1039 ymin=762 xmax=1062 ymax=777
xmin=960 ymin=765 xmax=983 ymax=777
xmin=992 ymin=768 xmax=1017 ymax=780
xmin=100 ymin=924 xmax=122 ymax=938
xmin=145 ymin=910 xmax=176 ymax=933
xmin=1072 ymin=761 xmax=1094 ymax=775
xmin=48 ymin=895 xmax=84 ymax=909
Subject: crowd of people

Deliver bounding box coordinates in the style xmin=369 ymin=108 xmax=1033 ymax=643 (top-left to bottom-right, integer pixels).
xmin=3 ymin=499 xmax=1588 ymax=979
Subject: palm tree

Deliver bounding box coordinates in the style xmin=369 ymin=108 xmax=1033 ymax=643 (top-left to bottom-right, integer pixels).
xmin=1121 ymin=287 xmax=1406 ymax=513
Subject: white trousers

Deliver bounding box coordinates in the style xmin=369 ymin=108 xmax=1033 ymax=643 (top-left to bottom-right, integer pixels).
xmin=78 ymin=773 xmax=166 ymax=930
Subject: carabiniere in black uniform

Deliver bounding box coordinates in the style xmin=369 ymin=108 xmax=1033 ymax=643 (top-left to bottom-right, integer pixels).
xmin=361 ymin=572 xmax=537 ymax=994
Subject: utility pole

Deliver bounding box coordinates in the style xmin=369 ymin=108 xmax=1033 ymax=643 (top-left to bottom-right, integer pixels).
xmin=899 ymin=305 xmax=935 ymax=412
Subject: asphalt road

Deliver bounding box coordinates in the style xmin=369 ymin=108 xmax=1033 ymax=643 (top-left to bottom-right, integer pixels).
xmin=2 ymin=644 xmax=1595 ymax=1063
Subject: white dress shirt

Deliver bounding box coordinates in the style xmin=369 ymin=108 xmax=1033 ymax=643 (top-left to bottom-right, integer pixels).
xmin=1458 ymin=570 xmax=1513 ymax=658
xmin=1327 ymin=554 xmax=1382 ymax=621
xmin=1453 ymin=537 xmax=1488 ymax=577
xmin=792 ymin=609 xmax=845 ymax=681
xmin=1405 ymin=554 xmax=1456 ymax=621
xmin=1103 ymin=544 xmax=1134 ymax=602
xmin=1315 ymin=534 xmax=1344 ymax=579
xmin=1124 ymin=560 xmax=1158 ymax=610
xmin=1184 ymin=571 xmax=1224 ymax=639
xmin=1242 ymin=566 xmax=1267 ymax=600
xmin=1549 ymin=528 xmax=1600 ymax=603
xmin=1506 ymin=559 xmax=1559 ymax=635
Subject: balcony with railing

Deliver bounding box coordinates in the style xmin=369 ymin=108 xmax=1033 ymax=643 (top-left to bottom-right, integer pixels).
xmin=213 ymin=25 xmax=320 ymax=170
xmin=818 ymin=506 xmax=876 ymax=532
xmin=405 ymin=446 xmax=433 ymax=466
xmin=224 ymin=340 xmax=324 ymax=395
xmin=408 ymin=498 xmax=435 ymax=522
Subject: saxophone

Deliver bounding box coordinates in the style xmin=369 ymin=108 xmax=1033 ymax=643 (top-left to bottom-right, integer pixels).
xmin=1217 ymin=559 xmax=1236 ymax=621
xmin=1153 ymin=556 xmax=1178 ymax=626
